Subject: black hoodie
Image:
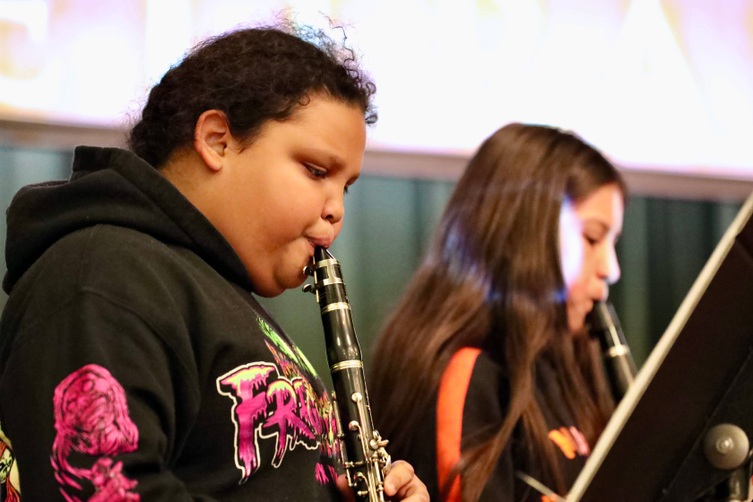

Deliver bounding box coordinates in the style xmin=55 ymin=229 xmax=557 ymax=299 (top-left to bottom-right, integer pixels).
xmin=0 ymin=146 xmax=341 ymax=500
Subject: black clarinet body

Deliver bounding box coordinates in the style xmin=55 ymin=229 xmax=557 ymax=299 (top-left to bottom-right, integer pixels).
xmin=587 ymin=300 xmax=638 ymax=402
xmin=304 ymin=247 xmax=390 ymax=502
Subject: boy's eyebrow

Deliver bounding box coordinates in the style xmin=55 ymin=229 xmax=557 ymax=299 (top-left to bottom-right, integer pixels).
xmin=304 ymin=148 xmax=361 ymax=186
xmin=310 ymin=148 xmax=363 ymax=180
xmin=305 ymin=147 xmax=345 ymax=170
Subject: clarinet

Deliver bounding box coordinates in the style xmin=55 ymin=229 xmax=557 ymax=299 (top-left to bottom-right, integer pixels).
xmin=587 ymin=300 xmax=637 ymax=402
xmin=303 ymin=247 xmax=390 ymax=501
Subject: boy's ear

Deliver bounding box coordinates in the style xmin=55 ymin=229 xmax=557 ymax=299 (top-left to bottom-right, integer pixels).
xmin=194 ymin=109 xmax=231 ymax=171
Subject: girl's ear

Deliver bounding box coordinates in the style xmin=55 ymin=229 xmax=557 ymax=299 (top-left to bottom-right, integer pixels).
xmin=193 ymin=110 xmax=231 ymax=171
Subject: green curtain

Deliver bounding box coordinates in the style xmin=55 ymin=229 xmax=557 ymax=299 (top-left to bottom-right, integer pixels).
xmin=0 ymin=145 xmax=744 ymax=387
xmin=0 ymin=145 xmax=74 ymax=295
xmin=610 ymin=197 xmax=742 ymax=365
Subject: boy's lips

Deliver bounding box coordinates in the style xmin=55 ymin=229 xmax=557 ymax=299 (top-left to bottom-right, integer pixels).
xmin=302 ymin=238 xmax=332 ymax=277
xmin=307 ymin=237 xmax=332 ymax=251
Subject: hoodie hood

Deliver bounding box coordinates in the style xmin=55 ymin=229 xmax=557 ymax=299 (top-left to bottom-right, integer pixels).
xmin=3 ymin=146 xmax=253 ymax=293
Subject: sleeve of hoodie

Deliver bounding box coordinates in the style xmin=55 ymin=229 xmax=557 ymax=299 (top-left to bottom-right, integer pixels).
xmin=0 ymin=226 xmax=216 ymax=501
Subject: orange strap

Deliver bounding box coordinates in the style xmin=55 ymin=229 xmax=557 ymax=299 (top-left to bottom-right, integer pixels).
xmin=436 ymin=347 xmax=481 ymax=501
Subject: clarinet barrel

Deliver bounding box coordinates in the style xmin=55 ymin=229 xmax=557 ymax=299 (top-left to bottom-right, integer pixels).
xmin=588 ymin=301 xmax=638 ymax=402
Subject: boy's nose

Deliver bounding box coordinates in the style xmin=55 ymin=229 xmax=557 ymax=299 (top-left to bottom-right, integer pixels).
xmin=323 ymin=194 xmax=344 ymax=224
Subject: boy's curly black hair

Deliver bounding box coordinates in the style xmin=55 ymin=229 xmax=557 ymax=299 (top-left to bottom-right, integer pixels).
xmin=128 ymin=20 xmax=377 ymax=168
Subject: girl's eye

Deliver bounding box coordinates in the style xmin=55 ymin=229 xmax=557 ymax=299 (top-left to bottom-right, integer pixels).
xmin=305 ymin=164 xmax=327 ymax=178
xmin=584 ymin=235 xmax=600 ymax=246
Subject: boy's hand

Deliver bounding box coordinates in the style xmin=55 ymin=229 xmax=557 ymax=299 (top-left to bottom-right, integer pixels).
xmin=336 ymin=460 xmax=429 ymax=501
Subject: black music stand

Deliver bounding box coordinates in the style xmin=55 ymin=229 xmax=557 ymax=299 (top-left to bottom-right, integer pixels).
xmin=568 ymin=193 xmax=753 ymax=501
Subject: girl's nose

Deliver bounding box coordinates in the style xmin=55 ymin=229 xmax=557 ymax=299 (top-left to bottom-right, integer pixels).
xmin=599 ymin=244 xmax=621 ymax=286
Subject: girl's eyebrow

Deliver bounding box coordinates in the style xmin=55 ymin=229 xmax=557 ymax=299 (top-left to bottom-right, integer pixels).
xmin=582 ymin=219 xmax=609 ymax=235
xmin=583 ymin=218 xmax=622 ymax=240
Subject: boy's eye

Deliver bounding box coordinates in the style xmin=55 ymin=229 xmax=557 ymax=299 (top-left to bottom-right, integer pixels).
xmin=305 ymin=164 xmax=327 ymax=178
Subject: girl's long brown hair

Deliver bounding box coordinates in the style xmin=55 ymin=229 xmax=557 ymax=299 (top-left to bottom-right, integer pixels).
xmin=369 ymin=123 xmax=626 ymax=500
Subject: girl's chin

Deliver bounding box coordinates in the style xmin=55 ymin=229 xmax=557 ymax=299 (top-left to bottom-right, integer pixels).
xmin=570 ymin=325 xmax=590 ymax=339
xmin=568 ymin=314 xmax=588 ymax=337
